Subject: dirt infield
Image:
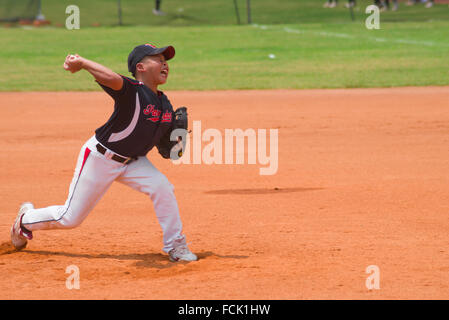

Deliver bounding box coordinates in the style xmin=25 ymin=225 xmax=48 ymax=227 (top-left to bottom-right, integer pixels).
xmin=1 ymin=87 xmax=449 ymax=299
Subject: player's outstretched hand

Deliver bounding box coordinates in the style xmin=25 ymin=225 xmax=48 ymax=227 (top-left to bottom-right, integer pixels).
xmin=63 ymin=54 xmax=84 ymax=73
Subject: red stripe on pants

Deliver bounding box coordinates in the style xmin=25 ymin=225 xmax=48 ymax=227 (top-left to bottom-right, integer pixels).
xmin=80 ymin=148 xmax=91 ymax=174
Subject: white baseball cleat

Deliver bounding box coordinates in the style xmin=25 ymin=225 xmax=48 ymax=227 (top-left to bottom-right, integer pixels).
xmin=10 ymin=202 xmax=34 ymax=250
xmin=168 ymin=238 xmax=198 ymax=262
xmin=169 ymin=245 xmax=198 ymax=262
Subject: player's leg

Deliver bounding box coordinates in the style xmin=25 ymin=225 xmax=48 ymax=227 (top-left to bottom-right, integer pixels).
xmin=153 ymin=0 xmax=165 ymax=15
xmin=116 ymin=156 xmax=196 ymax=260
xmin=20 ymin=136 xmax=122 ymax=231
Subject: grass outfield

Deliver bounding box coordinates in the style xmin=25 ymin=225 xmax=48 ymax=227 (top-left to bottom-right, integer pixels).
xmin=1 ymin=20 xmax=449 ymax=91
xmin=31 ymin=0 xmax=449 ymax=26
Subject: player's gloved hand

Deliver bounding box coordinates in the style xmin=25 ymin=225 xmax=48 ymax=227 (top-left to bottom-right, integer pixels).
xmin=174 ymin=107 xmax=188 ymax=132
xmin=157 ymin=107 xmax=188 ymax=160
xmin=63 ymin=54 xmax=84 ymax=73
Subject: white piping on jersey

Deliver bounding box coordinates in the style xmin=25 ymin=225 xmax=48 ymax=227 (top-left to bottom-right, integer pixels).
xmin=108 ymin=92 xmax=141 ymax=143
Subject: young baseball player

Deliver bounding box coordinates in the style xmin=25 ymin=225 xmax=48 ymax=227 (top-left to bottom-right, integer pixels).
xmin=10 ymin=43 xmax=198 ymax=262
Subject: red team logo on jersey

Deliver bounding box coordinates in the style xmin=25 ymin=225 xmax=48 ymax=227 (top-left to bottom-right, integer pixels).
xmin=143 ymin=104 xmax=161 ymax=122
xmin=143 ymin=104 xmax=171 ymax=123
xmin=161 ymin=111 xmax=172 ymax=123
xmin=143 ymin=104 xmax=155 ymax=115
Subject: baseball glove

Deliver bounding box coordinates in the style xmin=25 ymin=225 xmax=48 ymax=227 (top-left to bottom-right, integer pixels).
xmin=157 ymin=107 xmax=188 ymax=160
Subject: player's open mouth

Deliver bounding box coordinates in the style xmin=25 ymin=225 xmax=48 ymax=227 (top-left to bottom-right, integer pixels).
xmin=161 ymin=70 xmax=168 ymax=76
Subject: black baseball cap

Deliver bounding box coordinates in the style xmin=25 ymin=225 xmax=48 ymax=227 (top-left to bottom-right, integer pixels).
xmin=128 ymin=43 xmax=175 ymax=75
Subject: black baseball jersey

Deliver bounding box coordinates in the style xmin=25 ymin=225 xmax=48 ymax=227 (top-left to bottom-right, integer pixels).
xmin=95 ymin=75 xmax=174 ymax=157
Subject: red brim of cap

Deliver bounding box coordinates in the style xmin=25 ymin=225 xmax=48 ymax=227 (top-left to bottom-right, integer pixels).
xmin=160 ymin=45 xmax=175 ymax=60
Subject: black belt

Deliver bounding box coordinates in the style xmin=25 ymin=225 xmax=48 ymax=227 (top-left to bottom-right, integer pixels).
xmin=95 ymin=144 xmax=136 ymax=165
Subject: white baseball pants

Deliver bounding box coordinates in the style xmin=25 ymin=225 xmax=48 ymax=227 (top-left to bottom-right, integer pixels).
xmin=21 ymin=135 xmax=186 ymax=253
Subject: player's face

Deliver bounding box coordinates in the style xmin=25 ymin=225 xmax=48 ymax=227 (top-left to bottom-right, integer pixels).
xmin=138 ymin=54 xmax=169 ymax=85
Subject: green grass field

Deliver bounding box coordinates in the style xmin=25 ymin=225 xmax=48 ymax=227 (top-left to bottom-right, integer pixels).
xmin=32 ymin=0 xmax=449 ymax=26
xmin=1 ymin=0 xmax=448 ymax=91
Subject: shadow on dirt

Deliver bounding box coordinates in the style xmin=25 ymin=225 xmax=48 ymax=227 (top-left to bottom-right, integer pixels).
xmin=0 ymin=241 xmax=18 ymax=255
xmin=196 ymin=251 xmax=249 ymax=260
xmin=205 ymin=187 xmax=323 ymax=195
xmin=16 ymin=249 xmax=249 ymax=269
